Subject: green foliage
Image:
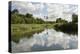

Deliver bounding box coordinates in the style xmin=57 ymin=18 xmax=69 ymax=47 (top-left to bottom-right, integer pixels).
xmin=56 ymin=18 xmax=61 ymax=23
xmin=72 ymin=14 xmax=78 ymax=23
xmin=11 ymin=14 xmax=25 ymax=24
xmin=25 ymin=13 xmax=33 ymax=18
xmin=11 ymin=9 xmax=78 ymax=37
xmin=11 ymin=24 xmax=47 ymax=43
xmin=54 ymin=23 xmax=78 ymax=34
xmin=56 ymin=18 xmax=68 ymax=23
xmin=11 ymin=9 xmax=46 ymax=24
xmin=54 ymin=14 xmax=78 ymax=34
xmin=11 ymin=9 xmax=19 ymax=14
xmin=11 ymin=9 xmax=57 ymax=24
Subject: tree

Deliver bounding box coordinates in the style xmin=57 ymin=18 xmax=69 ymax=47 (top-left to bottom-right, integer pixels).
xmin=25 ymin=13 xmax=33 ymax=18
xmin=72 ymin=14 xmax=78 ymax=23
xmin=11 ymin=9 xmax=19 ymax=14
xmin=11 ymin=14 xmax=25 ymax=24
xmin=56 ymin=18 xmax=68 ymax=23
xmin=56 ymin=18 xmax=62 ymax=23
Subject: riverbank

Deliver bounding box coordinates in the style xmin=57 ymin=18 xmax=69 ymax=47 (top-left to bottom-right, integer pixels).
xmin=11 ymin=24 xmax=55 ymax=42
xmin=11 ymin=23 xmax=78 ymax=43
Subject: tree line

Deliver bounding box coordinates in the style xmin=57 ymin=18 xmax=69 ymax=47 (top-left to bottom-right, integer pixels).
xmin=10 ymin=9 xmax=78 ymax=24
xmin=54 ymin=13 xmax=78 ymax=34
xmin=11 ymin=9 xmax=46 ymax=24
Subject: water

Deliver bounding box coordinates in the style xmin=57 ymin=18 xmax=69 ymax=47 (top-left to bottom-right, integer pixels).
xmin=11 ymin=29 xmax=78 ymax=53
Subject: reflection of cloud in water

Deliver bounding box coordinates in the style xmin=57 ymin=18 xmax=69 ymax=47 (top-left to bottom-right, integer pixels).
xmin=12 ymin=29 xmax=78 ymax=52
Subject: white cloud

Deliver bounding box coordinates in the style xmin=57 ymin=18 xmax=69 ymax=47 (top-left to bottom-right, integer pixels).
xmin=12 ymin=1 xmax=49 ymax=20
xmin=11 ymin=1 xmax=78 ymax=22
xmin=12 ymin=1 xmax=41 ymax=15
xmin=47 ymin=3 xmax=78 ymax=21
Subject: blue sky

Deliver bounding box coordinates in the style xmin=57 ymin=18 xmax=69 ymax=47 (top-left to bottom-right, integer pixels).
xmin=11 ymin=1 xmax=78 ymax=21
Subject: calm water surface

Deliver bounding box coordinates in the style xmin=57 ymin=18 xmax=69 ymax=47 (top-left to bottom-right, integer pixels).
xmin=12 ymin=29 xmax=78 ymax=53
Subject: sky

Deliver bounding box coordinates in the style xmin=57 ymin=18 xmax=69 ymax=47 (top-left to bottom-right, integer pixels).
xmin=11 ymin=1 xmax=78 ymax=21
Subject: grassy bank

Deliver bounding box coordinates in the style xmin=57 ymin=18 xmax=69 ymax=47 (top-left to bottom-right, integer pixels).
xmin=11 ymin=24 xmax=55 ymax=43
